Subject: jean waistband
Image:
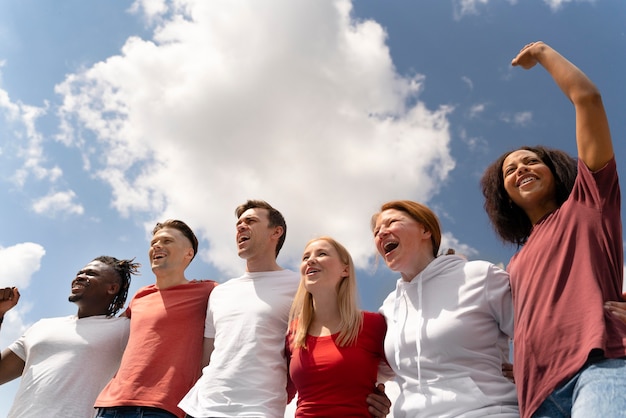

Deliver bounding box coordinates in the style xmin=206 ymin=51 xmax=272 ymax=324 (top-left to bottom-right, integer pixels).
xmin=97 ymin=406 xmax=172 ymax=413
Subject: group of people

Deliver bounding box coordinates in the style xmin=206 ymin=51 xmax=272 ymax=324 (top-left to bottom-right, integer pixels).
xmin=2 ymin=41 xmax=626 ymax=418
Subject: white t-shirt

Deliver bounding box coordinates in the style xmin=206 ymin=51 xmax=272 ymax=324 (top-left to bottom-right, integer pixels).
xmin=7 ymin=315 xmax=129 ymax=418
xmin=179 ymin=269 xmax=299 ymax=418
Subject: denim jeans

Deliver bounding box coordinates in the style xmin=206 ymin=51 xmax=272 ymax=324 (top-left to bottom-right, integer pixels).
xmin=95 ymin=406 xmax=177 ymax=418
xmin=532 ymin=357 xmax=626 ymax=418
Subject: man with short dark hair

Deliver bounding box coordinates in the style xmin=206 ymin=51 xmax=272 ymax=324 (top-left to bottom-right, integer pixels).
xmin=0 ymin=256 xmax=138 ymax=418
xmin=96 ymin=220 xmax=218 ymax=418
xmin=179 ymin=200 xmax=299 ymax=417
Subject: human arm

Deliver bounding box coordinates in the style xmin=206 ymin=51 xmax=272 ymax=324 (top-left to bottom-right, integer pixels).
xmin=512 ymin=41 xmax=613 ymax=171
xmin=0 ymin=287 xmax=20 ymax=326
xmin=502 ymin=362 xmax=514 ymax=383
xmin=0 ymin=348 xmax=25 ymax=385
xmin=367 ymin=383 xmax=391 ymax=417
xmin=0 ymin=287 xmax=25 ymax=385
xmin=284 ymin=334 xmax=297 ymax=404
xmin=201 ymin=337 xmax=214 ymax=369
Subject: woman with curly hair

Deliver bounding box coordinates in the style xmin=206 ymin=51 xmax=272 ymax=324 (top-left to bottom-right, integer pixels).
xmin=481 ymin=42 xmax=626 ymax=418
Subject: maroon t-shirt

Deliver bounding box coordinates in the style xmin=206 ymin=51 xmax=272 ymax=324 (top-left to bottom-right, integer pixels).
xmin=508 ymin=158 xmax=626 ymax=418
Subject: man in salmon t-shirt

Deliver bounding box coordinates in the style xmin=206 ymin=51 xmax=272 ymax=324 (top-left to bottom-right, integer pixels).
xmin=95 ymin=219 xmax=218 ymax=418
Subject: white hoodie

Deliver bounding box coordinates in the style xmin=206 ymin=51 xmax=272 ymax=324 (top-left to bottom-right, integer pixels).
xmin=380 ymin=255 xmax=518 ymax=417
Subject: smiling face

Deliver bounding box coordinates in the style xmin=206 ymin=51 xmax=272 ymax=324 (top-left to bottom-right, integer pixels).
xmin=502 ymin=149 xmax=558 ymax=222
xmin=300 ymin=239 xmax=349 ymax=295
xmin=373 ymin=208 xmax=434 ymax=281
xmin=69 ymin=260 xmax=119 ymax=309
xmin=149 ymin=227 xmax=195 ymax=274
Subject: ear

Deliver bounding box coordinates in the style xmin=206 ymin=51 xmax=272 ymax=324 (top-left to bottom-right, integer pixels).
xmin=341 ymin=264 xmax=350 ymax=279
xmin=271 ymin=225 xmax=284 ymax=240
xmin=107 ymin=282 xmax=121 ymax=296
xmin=184 ymin=246 xmax=195 ymax=262
xmin=421 ymin=228 xmax=432 ymax=240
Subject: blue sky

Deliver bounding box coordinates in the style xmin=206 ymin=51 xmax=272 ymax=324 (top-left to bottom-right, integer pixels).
xmin=1 ymin=0 xmax=625 ymax=415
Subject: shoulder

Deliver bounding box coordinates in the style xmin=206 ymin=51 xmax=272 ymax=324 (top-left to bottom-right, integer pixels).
xmin=463 ymin=259 xmax=506 ymax=277
xmin=131 ymin=284 xmax=158 ymax=298
xmin=190 ymin=279 xmax=219 ymax=291
xmin=362 ymin=311 xmax=386 ymax=331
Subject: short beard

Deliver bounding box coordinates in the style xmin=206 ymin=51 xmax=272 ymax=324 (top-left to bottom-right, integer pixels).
xmin=68 ymin=294 xmax=82 ymax=303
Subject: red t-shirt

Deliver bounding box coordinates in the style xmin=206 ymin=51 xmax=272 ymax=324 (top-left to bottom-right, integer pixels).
xmin=286 ymin=311 xmax=387 ymax=417
xmin=508 ymin=158 xmax=626 ymax=417
xmin=95 ymin=280 xmax=218 ymax=417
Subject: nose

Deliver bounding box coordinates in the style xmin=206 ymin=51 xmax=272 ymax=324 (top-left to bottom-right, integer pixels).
xmin=75 ymin=273 xmax=89 ymax=283
xmin=237 ymin=223 xmax=246 ymax=232
xmin=376 ymin=226 xmax=389 ymax=238
xmin=516 ymin=164 xmax=530 ymax=175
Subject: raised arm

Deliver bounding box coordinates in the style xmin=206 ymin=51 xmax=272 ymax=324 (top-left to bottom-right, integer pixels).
xmin=0 ymin=287 xmax=20 ymax=321
xmin=0 ymin=287 xmax=25 ymax=385
xmin=512 ymin=41 xmax=613 ymax=171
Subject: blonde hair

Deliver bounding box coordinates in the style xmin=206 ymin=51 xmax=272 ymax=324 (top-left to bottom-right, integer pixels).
xmin=288 ymin=236 xmax=362 ymax=349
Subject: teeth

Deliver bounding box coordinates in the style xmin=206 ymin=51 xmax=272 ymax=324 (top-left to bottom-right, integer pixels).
xmin=519 ymin=176 xmax=536 ymax=186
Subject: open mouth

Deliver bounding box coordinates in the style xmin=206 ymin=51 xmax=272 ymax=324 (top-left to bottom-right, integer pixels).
xmin=71 ymin=280 xmax=89 ymax=291
xmin=383 ymin=241 xmax=399 ymax=254
xmin=517 ymin=175 xmax=538 ymax=187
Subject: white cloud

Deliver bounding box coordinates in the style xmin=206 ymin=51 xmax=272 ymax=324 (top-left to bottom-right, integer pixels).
xmin=54 ymin=0 xmax=458 ymax=276
xmin=32 ymin=190 xmax=84 ymax=216
xmin=461 ymin=76 xmax=474 ymax=91
xmin=500 ymin=111 xmax=532 ymax=127
xmin=453 ymin=0 xmax=592 ymax=19
xmin=0 ymin=81 xmax=63 ymax=188
xmin=0 ymin=243 xmax=42 ymax=368
xmin=453 ymin=0 xmax=490 ymax=19
xmin=542 ymin=0 xmax=596 ymax=12
xmin=0 ymin=243 xmax=46 ymax=288
xmin=441 ymin=232 xmax=478 ymax=258
xmin=459 ymin=128 xmax=487 ymax=151
xmin=468 ymin=103 xmax=486 ymax=119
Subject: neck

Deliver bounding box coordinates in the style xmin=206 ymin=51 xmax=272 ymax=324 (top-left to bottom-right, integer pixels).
xmin=245 ymin=255 xmax=282 ymax=273
xmin=154 ymin=270 xmax=189 ymax=289
xmin=401 ymin=254 xmax=435 ymax=282
xmin=526 ymin=200 xmax=559 ymax=225
xmin=76 ymin=305 xmax=109 ymax=319
xmin=309 ymin=292 xmax=341 ymax=335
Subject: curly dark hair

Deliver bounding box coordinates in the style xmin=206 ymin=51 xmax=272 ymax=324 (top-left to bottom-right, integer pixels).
xmin=94 ymin=256 xmax=141 ymax=317
xmin=480 ymin=146 xmax=577 ymax=246
xmin=235 ymin=200 xmax=287 ymax=256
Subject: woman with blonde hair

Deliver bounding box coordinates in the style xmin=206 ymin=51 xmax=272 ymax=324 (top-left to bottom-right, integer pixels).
xmin=372 ymin=200 xmax=518 ymax=417
xmin=286 ymin=236 xmax=389 ymax=417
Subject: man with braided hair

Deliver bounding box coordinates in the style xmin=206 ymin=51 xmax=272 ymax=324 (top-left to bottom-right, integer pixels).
xmin=0 ymin=255 xmax=139 ymax=418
